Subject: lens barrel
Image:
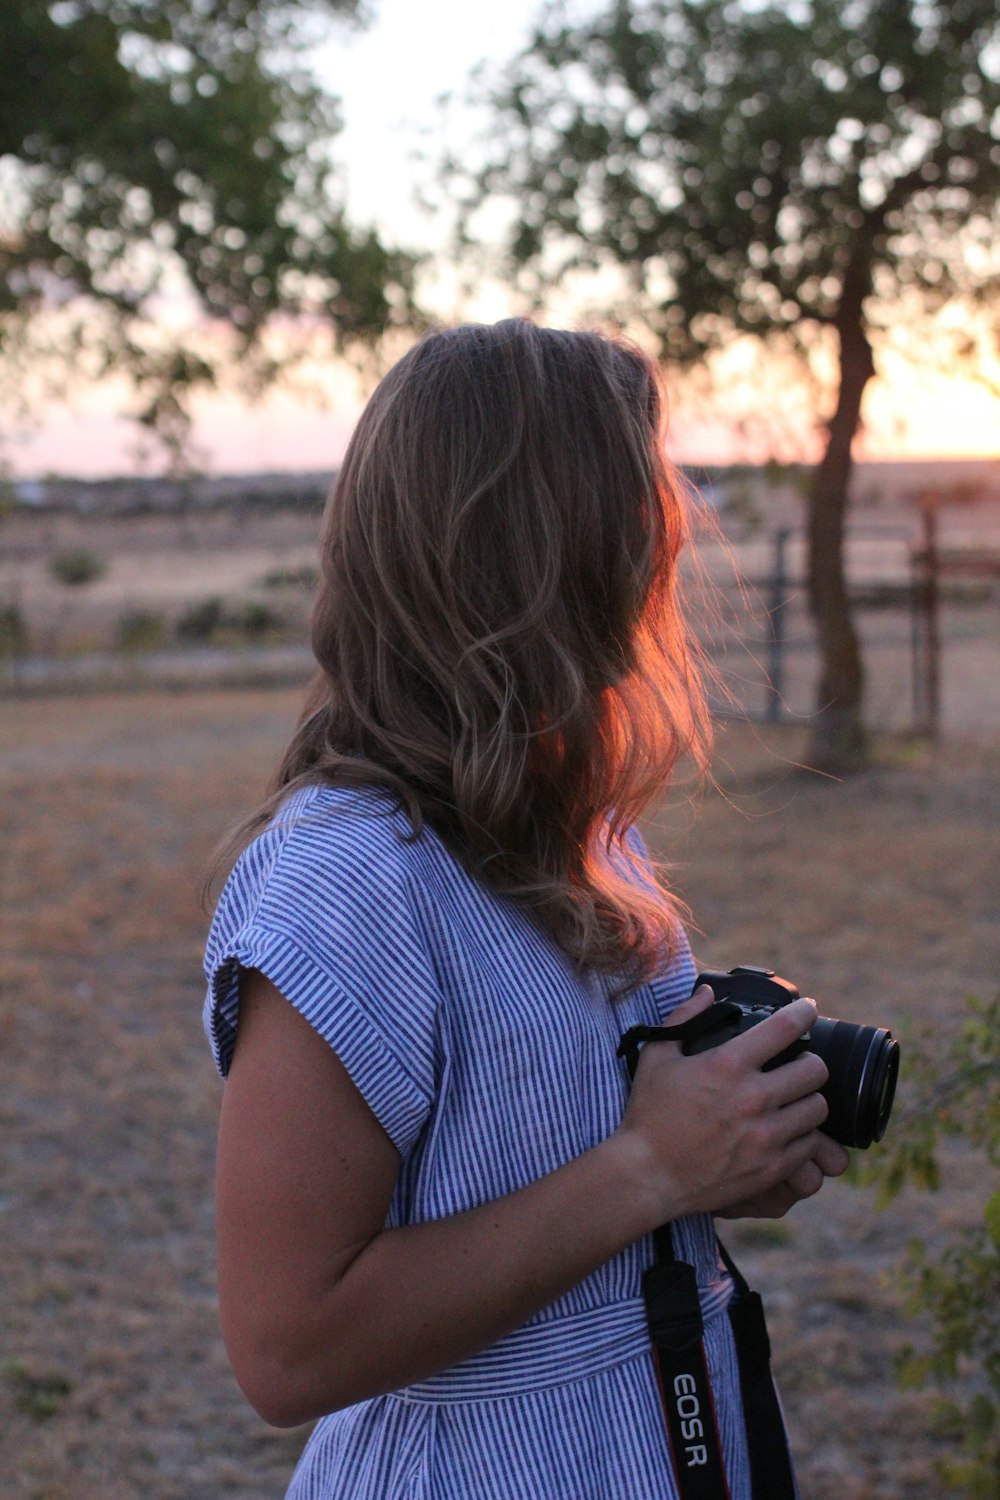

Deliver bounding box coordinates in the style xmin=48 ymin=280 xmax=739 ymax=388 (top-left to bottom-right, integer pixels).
xmin=809 ymin=1017 xmax=899 ymax=1149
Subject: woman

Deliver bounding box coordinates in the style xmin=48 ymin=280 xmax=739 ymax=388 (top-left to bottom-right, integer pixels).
xmin=203 ymin=319 xmax=847 ymax=1498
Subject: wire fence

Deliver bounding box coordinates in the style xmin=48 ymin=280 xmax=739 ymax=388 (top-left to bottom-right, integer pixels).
xmin=698 ymin=515 xmax=1000 ymax=739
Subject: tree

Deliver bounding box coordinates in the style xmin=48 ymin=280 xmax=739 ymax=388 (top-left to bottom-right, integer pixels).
xmin=0 ymin=0 xmax=414 ymax=468
xmin=454 ymin=0 xmax=1000 ymax=770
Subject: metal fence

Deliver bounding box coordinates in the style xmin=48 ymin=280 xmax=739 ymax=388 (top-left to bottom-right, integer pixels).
xmin=695 ymin=512 xmax=1000 ymax=739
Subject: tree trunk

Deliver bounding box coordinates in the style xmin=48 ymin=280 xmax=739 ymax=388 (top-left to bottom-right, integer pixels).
xmin=805 ymin=251 xmax=877 ymax=773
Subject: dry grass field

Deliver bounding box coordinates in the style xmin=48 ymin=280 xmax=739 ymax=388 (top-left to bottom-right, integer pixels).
xmin=1 ymin=684 xmax=998 ymax=1498
xmin=5 ymin=486 xmax=1000 ymax=733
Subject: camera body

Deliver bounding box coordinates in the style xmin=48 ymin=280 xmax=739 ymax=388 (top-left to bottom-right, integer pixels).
xmin=685 ymin=965 xmax=900 ymax=1149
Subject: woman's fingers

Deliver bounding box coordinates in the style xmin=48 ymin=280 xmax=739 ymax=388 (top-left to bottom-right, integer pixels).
xmin=715 ymin=1130 xmax=851 ymax=1223
xmin=761 ymin=1048 xmax=829 ymax=1107
xmin=773 ymin=1090 xmax=830 ymax=1145
xmin=662 ymin=983 xmax=719 ymax=1034
xmin=781 ymin=1158 xmax=825 ymax=1201
xmin=622 ymin=987 xmax=849 ymax=1223
xmin=729 ymin=997 xmax=819 ymax=1070
xmin=812 ymin=1134 xmax=851 ymax=1178
xmin=717 ymin=1158 xmax=825 ymax=1220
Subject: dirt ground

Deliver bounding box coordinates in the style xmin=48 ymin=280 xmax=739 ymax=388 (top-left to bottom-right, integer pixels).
xmin=1 ymin=685 xmax=998 ymax=1498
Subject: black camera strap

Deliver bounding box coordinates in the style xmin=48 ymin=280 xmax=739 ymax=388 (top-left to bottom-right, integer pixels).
xmin=619 ymin=1024 xmax=798 ymax=1500
xmin=643 ymin=1223 xmax=733 ymax=1500
xmin=716 ymin=1238 xmax=798 ymax=1500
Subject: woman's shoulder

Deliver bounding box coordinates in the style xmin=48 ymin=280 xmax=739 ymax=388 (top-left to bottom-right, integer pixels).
xmin=203 ymin=781 xmax=446 ymax=1124
xmin=262 ymin=778 xmax=415 ymax=869
xmin=210 ymin=780 xmax=434 ymax=944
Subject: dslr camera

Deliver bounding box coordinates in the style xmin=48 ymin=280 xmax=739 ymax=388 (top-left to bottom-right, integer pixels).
xmin=682 ymin=965 xmax=900 ymax=1149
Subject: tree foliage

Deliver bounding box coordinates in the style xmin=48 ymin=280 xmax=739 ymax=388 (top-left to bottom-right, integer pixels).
xmin=454 ymin=0 xmax=1000 ymax=768
xmin=0 ymin=0 xmax=415 ymax=464
xmin=852 ymin=992 xmax=1000 ymax=1497
xmin=462 ymin=0 xmax=1000 ymax=354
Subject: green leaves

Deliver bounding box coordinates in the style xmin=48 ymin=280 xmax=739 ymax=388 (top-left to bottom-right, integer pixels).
xmin=458 ymin=0 xmax=1000 ymax=355
xmin=985 ymin=1188 xmax=1000 ymax=1252
xmin=3 ymin=1361 xmax=73 ymax=1421
xmin=853 ymin=991 xmax=1000 ymax=1497
xmin=0 ymin=0 xmax=416 ymax=467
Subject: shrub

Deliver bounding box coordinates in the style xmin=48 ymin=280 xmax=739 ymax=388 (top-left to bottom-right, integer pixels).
xmin=116 ymin=609 xmax=166 ymax=653
xmin=852 ymin=993 xmax=1000 ymax=1497
xmin=175 ymin=596 xmax=285 ymax=645
xmin=0 ymin=602 xmax=27 ymax=657
xmin=49 ymin=548 xmax=106 ymax=586
xmin=228 ymin=600 xmax=283 ymax=639
xmin=260 ymin=564 xmax=318 ymax=590
xmin=4 ymin=1362 xmax=73 ymax=1420
xmin=176 ymin=597 xmax=225 ymax=642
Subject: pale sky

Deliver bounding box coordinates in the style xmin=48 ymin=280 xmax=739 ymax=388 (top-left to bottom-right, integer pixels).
xmin=7 ymin=0 xmax=999 ymax=478
xmin=324 ymin=0 xmax=536 ymax=248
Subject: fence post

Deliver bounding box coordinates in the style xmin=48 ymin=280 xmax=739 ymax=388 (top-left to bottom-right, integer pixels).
xmin=766 ymin=526 xmax=793 ymax=724
xmin=912 ymin=500 xmax=941 ymax=739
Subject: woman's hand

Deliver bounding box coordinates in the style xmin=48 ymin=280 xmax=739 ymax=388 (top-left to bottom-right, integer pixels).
xmin=715 ymin=1133 xmax=850 ymax=1220
xmin=611 ymin=984 xmax=836 ymax=1228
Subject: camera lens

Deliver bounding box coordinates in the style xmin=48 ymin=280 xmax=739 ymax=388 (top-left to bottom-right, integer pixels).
xmin=809 ymin=1018 xmax=900 ymax=1149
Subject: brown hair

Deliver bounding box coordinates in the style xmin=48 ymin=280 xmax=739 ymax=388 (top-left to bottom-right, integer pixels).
xmin=227 ymin=319 xmax=712 ymax=986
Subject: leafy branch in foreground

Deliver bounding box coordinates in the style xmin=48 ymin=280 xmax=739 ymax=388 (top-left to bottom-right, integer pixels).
xmin=853 ymin=992 xmax=1000 ymax=1498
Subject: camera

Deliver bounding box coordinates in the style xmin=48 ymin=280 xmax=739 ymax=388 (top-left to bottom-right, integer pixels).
xmin=684 ymin=965 xmax=900 ymax=1149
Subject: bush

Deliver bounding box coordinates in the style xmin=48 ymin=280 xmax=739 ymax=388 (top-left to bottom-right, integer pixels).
xmin=116 ymin=609 xmax=166 ymax=653
xmin=852 ymin=993 xmax=1000 ymax=1497
xmin=260 ymin=564 xmax=318 ymax=590
xmin=49 ymin=548 xmax=106 ymax=586
xmin=228 ymin=600 xmax=283 ymax=639
xmin=4 ymin=1362 xmax=73 ymax=1421
xmin=0 ymin=602 xmax=27 ymax=657
xmin=175 ymin=596 xmax=284 ymax=644
xmin=176 ymin=597 xmax=225 ymax=642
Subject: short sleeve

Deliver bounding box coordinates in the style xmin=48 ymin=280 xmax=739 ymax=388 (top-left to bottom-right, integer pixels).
xmin=203 ymin=786 xmax=441 ymax=1157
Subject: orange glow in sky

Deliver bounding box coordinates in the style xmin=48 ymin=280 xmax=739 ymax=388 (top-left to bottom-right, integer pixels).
xmin=8 ymin=360 xmax=996 ymax=480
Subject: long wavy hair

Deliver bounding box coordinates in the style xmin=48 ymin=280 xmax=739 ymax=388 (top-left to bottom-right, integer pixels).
xmin=223 ymin=319 xmax=713 ymax=986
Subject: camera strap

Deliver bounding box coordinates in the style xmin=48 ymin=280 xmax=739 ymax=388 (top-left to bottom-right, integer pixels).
xmin=643 ymin=1223 xmax=733 ymax=1500
xmin=619 ymin=1024 xmax=798 ymax=1500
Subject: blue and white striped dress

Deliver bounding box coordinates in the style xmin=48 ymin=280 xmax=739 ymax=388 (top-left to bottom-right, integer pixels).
xmin=203 ymin=783 xmax=755 ymax=1499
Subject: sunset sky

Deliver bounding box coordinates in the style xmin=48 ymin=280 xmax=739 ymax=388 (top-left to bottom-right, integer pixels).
xmin=7 ymin=0 xmax=999 ymax=478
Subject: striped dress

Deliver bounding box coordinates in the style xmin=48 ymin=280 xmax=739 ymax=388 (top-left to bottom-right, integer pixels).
xmin=203 ymin=783 xmax=756 ymax=1500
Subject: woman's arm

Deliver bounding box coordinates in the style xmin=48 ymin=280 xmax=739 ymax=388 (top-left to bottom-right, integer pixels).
xmin=216 ymin=971 xmax=831 ymax=1427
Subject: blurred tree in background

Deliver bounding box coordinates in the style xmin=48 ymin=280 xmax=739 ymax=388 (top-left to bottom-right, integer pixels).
xmin=0 ymin=0 xmax=414 ymax=467
xmin=455 ymin=0 xmax=1000 ymax=771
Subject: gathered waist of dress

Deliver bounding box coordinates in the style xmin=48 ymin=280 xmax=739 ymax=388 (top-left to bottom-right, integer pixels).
xmin=390 ymin=1276 xmax=734 ymax=1405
